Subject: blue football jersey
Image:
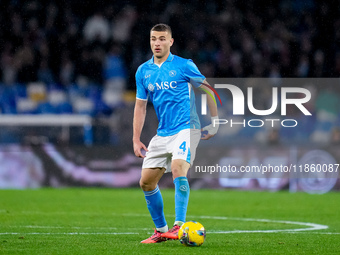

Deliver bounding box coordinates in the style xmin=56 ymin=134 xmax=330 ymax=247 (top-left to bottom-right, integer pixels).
xmin=136 ymin=52 xmax=205 ymax=136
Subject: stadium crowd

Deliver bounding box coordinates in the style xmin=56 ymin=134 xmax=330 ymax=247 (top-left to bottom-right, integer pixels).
xmin=1 ymin=0 xmax=340 ymax=86
xmin=0 ymin=0 xmax=340 ymax=145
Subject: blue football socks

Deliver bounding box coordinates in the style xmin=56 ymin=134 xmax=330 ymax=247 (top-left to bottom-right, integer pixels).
xmin=174 ymin=176 xmax=190 ymax=223
xmin=143 ymin=186 xmax=167 ymax=231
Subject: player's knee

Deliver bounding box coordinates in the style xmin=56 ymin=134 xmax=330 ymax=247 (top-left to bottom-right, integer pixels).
xmin=171 ymin=160 xmax=190 ymax=179
xmin=171 ymin=167 xmax=186 ymax=179
xmin=139 ymin=179 xmax=147 ymax=190
xmin=139 ymin=178 xmax=157 ymax=191
xmin=171 ymin=161 xmax=187 ymax=178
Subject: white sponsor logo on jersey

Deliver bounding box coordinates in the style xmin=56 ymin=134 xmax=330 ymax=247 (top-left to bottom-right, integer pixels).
xmin=154 ymin=81 xmax=177 ymax=90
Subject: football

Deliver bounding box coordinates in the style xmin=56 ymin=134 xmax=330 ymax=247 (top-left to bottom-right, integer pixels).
xmin=178 ymin=221 xmax=206 ymax=247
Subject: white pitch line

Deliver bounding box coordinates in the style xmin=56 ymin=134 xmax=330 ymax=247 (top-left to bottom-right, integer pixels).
xmin=208 ymin=231 xmax=340 ymax=234
xmin=1 ymin=232 xmax=339 ymax=236
xmin=0 ymin=232 xmax=139 ymax=235
xmin=121 ymin=213 xmax=328 ymax=233
xmin=272 ymin=232 xmax=340 ymax=235
xmin=10 ymin=226 xmax=150 ymax=231
xmin=195 ymin=216 xmax=328 ymax=233
xmin=0 ymin=213 xmax=330 ymax=235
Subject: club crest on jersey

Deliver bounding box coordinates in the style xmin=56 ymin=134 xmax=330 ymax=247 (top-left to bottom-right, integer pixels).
xmin=169 ymin=70 xmax=176 ymax=77
xmin=148 ymin=83 xmax=155 ymax=92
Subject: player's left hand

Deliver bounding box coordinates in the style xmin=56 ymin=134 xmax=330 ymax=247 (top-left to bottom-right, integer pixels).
xmin=201 ymin=116 xmax=219 ymax=140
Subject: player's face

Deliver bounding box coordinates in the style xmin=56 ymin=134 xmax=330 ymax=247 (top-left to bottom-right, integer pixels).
xmin=150 ymin=31 xmax=174 ymax=60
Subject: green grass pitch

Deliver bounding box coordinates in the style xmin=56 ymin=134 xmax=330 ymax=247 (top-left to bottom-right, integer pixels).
xmin=0 ymin=188 xmax=339 ymax=254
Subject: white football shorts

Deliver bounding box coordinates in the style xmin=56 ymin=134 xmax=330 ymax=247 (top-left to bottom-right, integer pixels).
xmin=142 ymin=128 xmax=201 ymax=173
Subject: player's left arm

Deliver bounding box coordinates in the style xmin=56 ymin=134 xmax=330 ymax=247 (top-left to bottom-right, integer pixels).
xmin=200 ymin=80 xmax=219 ymax=140
xmin=184 ymin=60 xmax=219 ymax=139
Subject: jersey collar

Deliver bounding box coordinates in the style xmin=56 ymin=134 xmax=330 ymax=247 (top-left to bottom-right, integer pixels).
xmin=149 ymin=52 xmax=174 ymax=65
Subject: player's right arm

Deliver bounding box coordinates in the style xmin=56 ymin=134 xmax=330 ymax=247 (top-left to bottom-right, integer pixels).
xmin=133 ymin=99 xmax=148 ymax=158
xmin=134 ymin=65 xmax=149 ymax=158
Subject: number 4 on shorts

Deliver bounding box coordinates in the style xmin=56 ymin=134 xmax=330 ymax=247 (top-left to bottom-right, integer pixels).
xmin=179 ymin=141 xmax=186 ymax=152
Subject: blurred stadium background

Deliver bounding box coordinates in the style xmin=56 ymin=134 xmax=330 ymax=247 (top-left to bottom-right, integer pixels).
xmin=0 ymin=0 xmax=339 ymax=192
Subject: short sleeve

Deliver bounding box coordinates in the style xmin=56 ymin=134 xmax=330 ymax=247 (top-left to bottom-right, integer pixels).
xmin=135 ymin=67 xmax=148 ymax=100
xmin=185 ymin=59 xmax=206 ymax=88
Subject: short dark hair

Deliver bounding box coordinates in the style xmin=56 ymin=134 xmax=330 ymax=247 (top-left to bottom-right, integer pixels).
xmin=150 ymin=24 xmax=172 ymax=36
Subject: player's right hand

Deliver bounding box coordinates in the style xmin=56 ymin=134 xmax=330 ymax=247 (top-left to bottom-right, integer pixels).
xmin=133 ymin=140 xmax=148 ymax=158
